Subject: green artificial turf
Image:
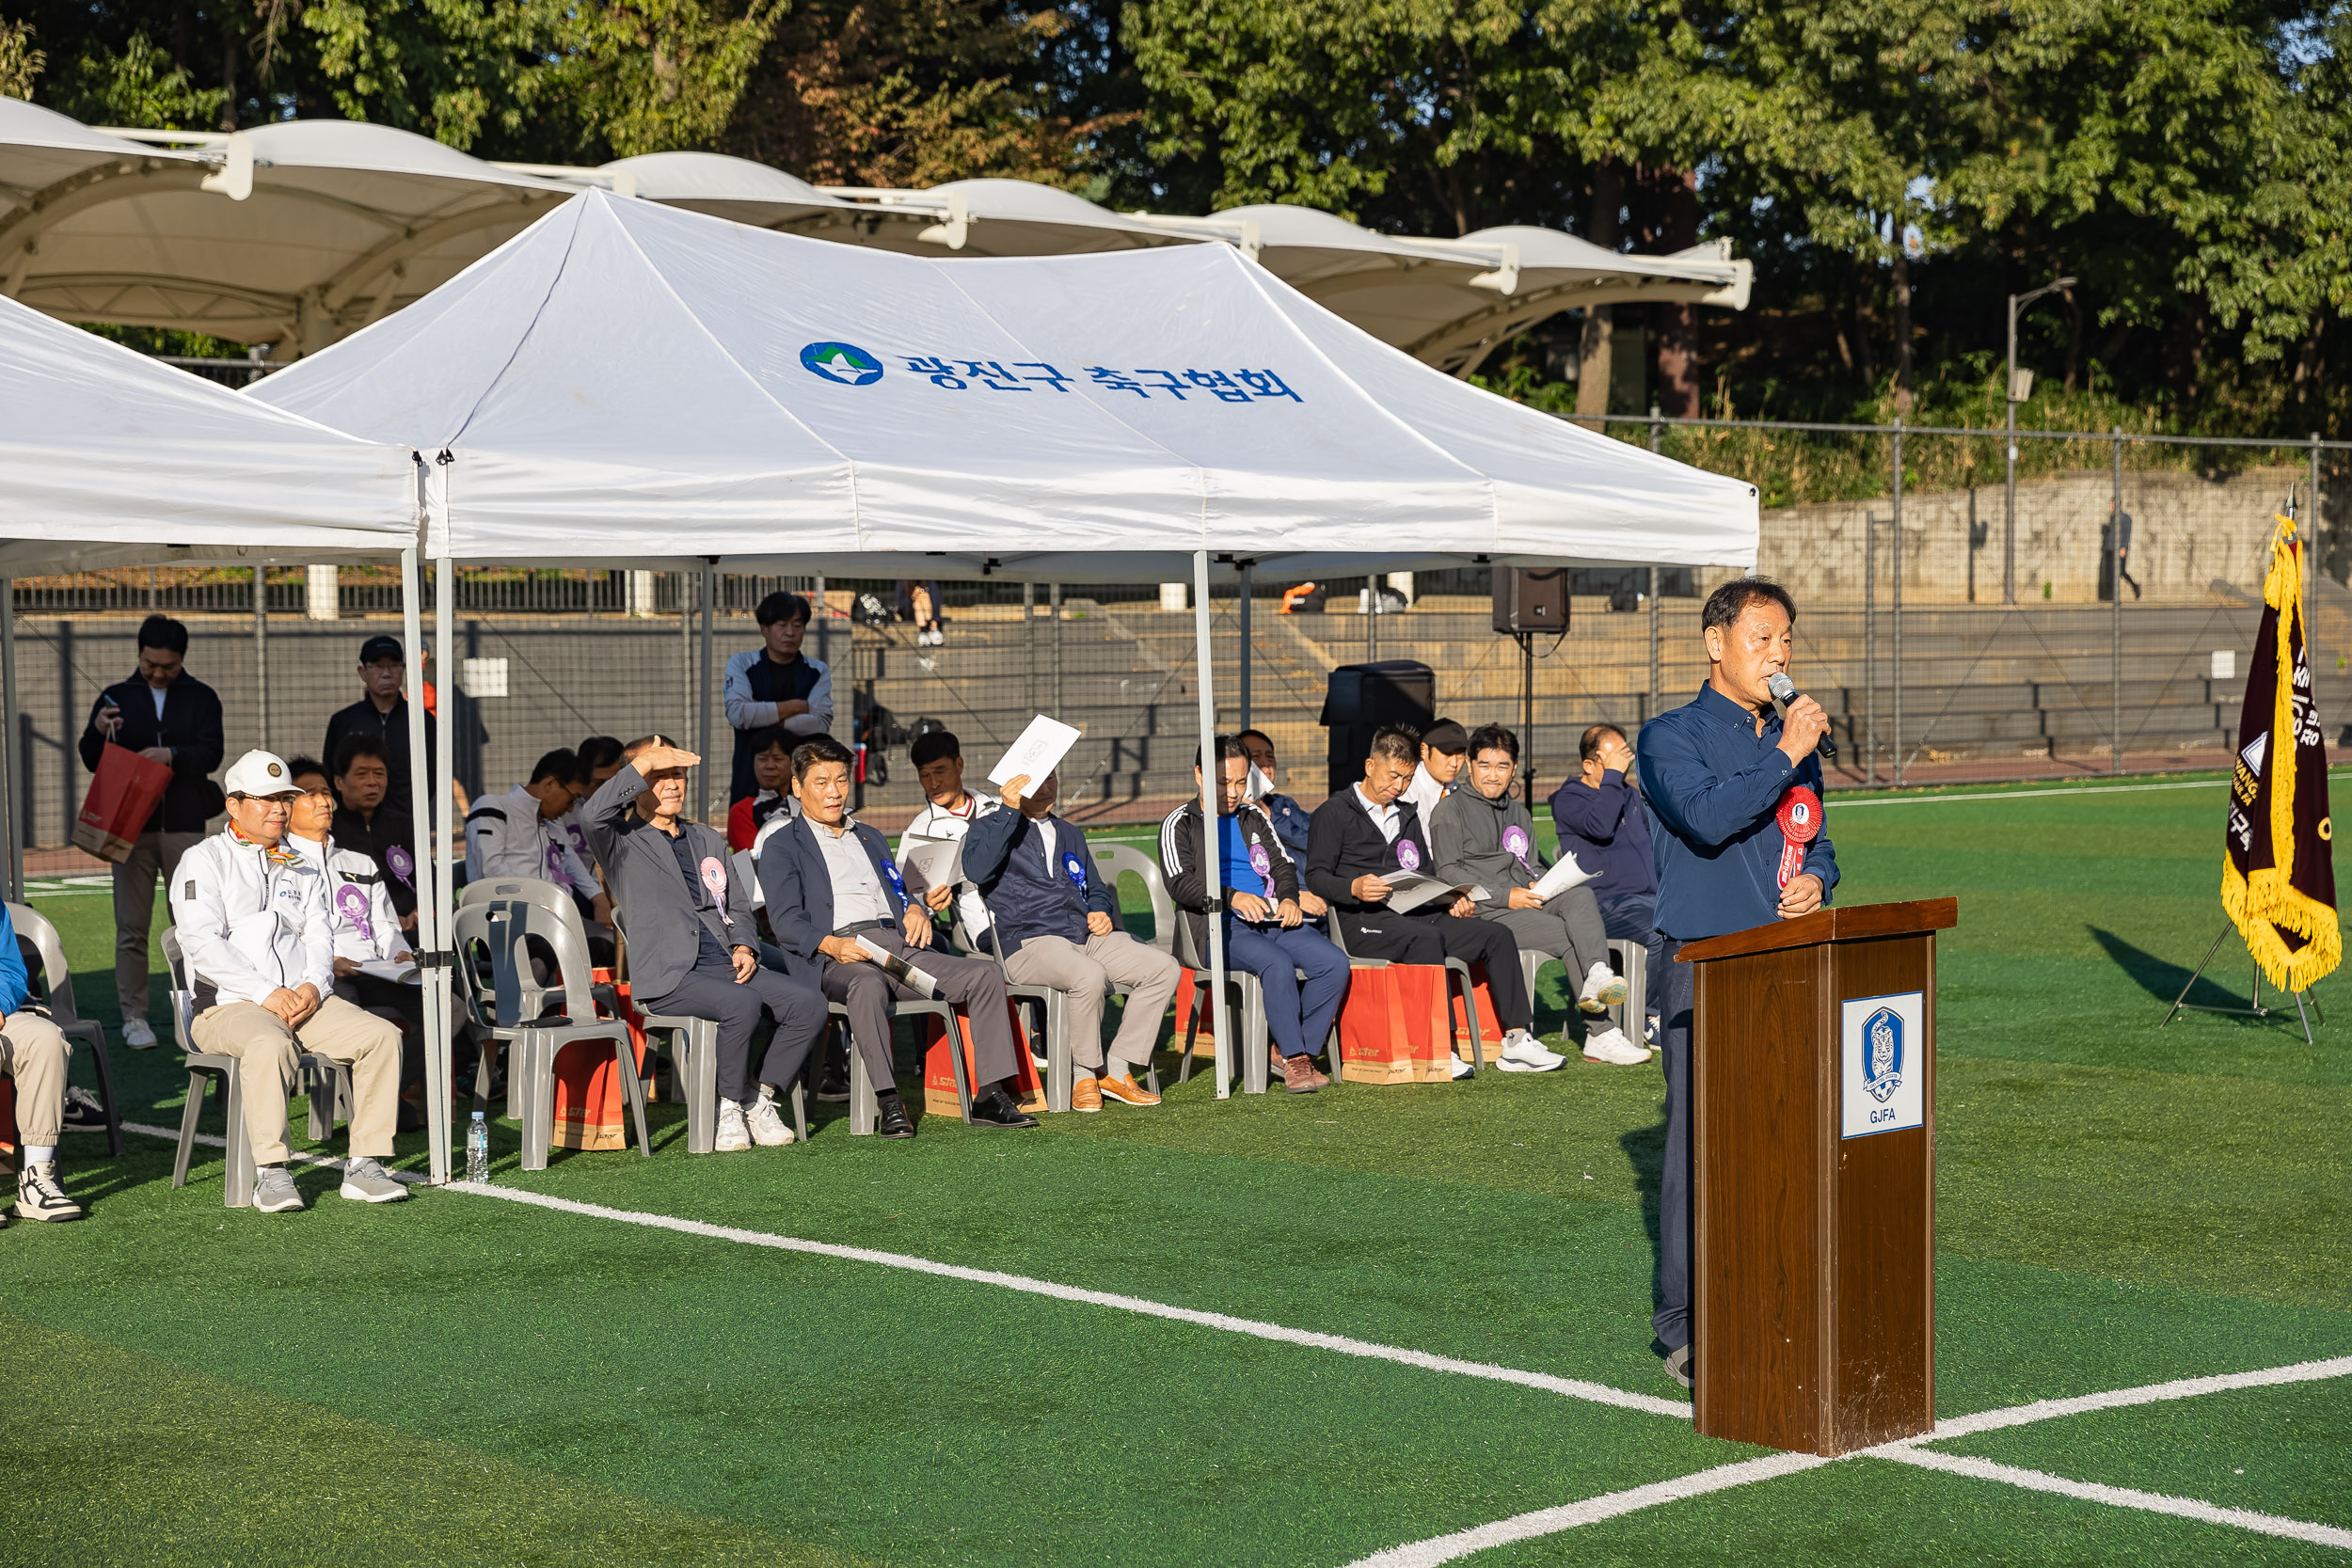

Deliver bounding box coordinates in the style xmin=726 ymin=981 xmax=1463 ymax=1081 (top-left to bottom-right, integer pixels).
xmin=5 ymin=773 xmax=2348 ymax=1565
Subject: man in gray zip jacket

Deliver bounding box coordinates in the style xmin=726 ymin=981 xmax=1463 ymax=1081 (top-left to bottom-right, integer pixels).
xmin=1427 ymin=724 xmax=1648 ymax=1066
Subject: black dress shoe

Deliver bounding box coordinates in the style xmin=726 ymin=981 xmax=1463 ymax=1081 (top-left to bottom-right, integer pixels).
xmin=875 ymin=1095 xmax=915 ymax=1139
xmin=969 ymin=1087 xmax=1039 ymax=1129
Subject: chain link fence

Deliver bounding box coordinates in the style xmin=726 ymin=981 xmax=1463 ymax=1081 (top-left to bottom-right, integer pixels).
xmin=8 ymin=416 xmax=2344 ymax=848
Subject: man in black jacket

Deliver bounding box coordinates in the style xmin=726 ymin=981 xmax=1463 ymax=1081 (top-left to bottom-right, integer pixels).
xmin=76 ymin=614 xmax=223 ymax=1047
xmin=581 ymin=736 xmax=827 ymax=1152
xmin=757 ymin=736 xmax=1033 ymax=1134
xmin=321 ymin=634 xmax=433 ymax=817
xmin=1304 ymin=725 xmax=1542 ymax=1078
xmin=1160 ymin=737 xmax=1347 ymax=1093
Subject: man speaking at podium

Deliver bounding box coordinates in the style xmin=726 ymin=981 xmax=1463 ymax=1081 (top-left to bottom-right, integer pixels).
xmin=1635 ymin=578 xmax=1840 ymax=1390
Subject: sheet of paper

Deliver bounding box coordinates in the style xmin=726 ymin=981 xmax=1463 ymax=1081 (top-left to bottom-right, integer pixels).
xmin=1528 ymin=851 xmax=1594 ymax=901
xmin=987 ymin=714 xmax=1081 ymax=799
xmin=1382 ymin=871 xmax=1478 ymax=914
xmin=897 ymin=833 xmax=962 ymax=892
xmin=854 ymin=934 xmax=939 ymax=998
xmin=1246 ymin=763 xmax=1274 ymax=800
xmin=355 ymin=958 xmax=421 ymax=986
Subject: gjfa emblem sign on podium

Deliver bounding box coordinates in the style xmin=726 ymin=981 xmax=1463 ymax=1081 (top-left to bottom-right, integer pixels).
xmin=1678 ymin=898 xmax=1958 ymax=1456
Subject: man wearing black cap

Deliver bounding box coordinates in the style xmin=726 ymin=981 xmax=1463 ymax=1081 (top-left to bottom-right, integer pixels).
xmin=322 ymin=634 xmax=434 ymax=816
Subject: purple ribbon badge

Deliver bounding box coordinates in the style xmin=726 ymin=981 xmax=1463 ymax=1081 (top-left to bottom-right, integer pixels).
xmin=385 ymin=844 xmax=414 ymax=889
xmin=1396 ymin=840 xmax=1421 ymax=872
xmin=1248 ymin=842 xmax=1272 ymax=879
xmin=334 ymin=882 xmax=375 ymax=943
xmin=1502 ymin=824 xmax=1532 ymax=865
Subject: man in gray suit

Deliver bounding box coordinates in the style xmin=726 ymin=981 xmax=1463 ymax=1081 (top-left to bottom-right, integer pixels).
xmin=582 ymin=736 xmax=826 ymax=1152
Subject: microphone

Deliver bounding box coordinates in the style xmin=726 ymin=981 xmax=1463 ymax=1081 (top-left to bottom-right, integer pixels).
xmin=1766 ymin=672 xmax=1838 ymax=761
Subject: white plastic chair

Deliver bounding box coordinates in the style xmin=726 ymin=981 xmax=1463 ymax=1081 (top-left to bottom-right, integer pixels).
xmin=8 ymin=901 xmax=122 ymax=1155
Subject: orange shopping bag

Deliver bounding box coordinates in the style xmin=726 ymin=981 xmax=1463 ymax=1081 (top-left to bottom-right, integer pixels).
xmin=72 ymin=742 xmax=173 ymax=863
xmin=547 ymin=969 xmax=645 ymax=1150
xmin=1338 ymin=965 xmax=1453 ymax=1085
xmin=1449 ymin=965 xmax=1504 ymax=1064
xmin=923 ymin=1000 xmax=1044 ymax=1117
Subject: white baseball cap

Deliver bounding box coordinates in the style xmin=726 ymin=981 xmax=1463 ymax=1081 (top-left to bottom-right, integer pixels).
xmin=223 ymin=750 xmax=299 ymax=799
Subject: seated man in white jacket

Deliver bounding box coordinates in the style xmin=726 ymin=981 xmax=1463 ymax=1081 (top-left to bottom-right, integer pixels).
xmin=169 ymin=750 xmax=408 ymax=1213
xmin=467 ymin=747 xmax=614 ymax=965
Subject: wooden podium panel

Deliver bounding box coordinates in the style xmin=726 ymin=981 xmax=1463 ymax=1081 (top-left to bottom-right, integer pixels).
xmin=1680 ymin=897 xmax=1956 ymax=1455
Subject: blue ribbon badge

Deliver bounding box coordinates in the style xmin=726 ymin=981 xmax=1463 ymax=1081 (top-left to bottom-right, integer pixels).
xmin=1063 ymin=852 xmax=1088 ymax=891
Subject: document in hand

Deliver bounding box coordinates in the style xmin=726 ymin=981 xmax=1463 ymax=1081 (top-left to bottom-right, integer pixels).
xmin=898 ymin=833 xmax=962 ymax=893
xmin=854 ymin=934 xmax=940 ymax=998
xmin=988 ymin=714 xmax=1082 ymax=799
xmin=1527 ymin=851 xmax=1595 ymax=902
xmin=356 ymin=958 xmax=421 ymax=985
xmin=1383 ymin=871 xmax=1481 ymax=913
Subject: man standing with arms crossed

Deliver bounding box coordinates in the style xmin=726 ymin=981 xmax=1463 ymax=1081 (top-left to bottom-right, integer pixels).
xmin=1636 ymin=578 xmax=1837 ymax=1390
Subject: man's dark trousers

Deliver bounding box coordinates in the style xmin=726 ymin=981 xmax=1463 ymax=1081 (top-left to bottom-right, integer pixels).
xmin=1334 ymin=908 xmax=1531 ymax=1030
xmin=641 ymin=960 xmax=827 ymax=1101
xmin=819 ymin=928 xmax=1018 ymax=1088
xmin=1653 ymin=942 xmax=1694 ymax=1353
xmin=1226 ymin=921 xmax=1349 ymax=1057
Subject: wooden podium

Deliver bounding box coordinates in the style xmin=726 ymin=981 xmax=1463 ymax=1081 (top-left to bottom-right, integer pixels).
xmin=1677 ymin=897 xmax=1958 ymax=1456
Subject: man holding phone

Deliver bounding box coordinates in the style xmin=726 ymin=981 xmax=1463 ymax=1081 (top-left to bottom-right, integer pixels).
xmin=76 ymin=614 xmax=224 ymax=1050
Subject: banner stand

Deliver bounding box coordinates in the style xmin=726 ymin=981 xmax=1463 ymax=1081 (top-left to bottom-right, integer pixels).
xmin=2157 ymin=925 xmax=2322 ymax=1045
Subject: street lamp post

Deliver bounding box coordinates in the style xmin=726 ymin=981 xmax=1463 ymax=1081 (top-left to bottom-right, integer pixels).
xmin=2003 ymin=275 xmax=2076 ymax=604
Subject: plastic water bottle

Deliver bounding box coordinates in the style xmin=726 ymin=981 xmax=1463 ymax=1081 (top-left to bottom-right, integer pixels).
xmin=466 ymin=1111 xmax=490 ymax=1183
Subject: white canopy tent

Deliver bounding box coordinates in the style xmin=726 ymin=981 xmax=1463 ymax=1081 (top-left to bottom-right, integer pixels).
xmin=246 ymin=187 xmax=1754 ymax=1162
xmin=0 ymin=290 xmax=448 ymax=1173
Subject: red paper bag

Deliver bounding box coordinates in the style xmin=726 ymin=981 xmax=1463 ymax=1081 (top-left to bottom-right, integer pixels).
xmin=73 ymin=742 xmax=172 ymax=863
xmin=1169 ymin=969 xmax=1222 ymax=1057
xmin=1449 ymin=965 xmax=1504 ymax=1063
xmin=923 ymin=1001 xmax=1044 ymax=1117
xmin=548 ymin=968 xmax=644 ymax=1151
xmin=1338 ymin=965 xmax=1454 ymax=1085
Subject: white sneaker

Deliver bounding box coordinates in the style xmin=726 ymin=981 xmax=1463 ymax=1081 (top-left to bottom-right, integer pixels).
xmin=1499 ymin=1029 xmax=1566 ymax=1070
xmin=121 ymin=1017 xmax=156 ymax=1050
xmin=1449 ymin=1053 xmax=1474 ymax=1080
xmin=1577 ymin=962 xmax=1629 ymax=1015
xmin=716 ymin=1099 xmax=753 ymax=1151
xmin=745 ymin=1090 xmax=794 ymax=1148
xmin=1581 ymin=1024 xmax=1651 ymax=1066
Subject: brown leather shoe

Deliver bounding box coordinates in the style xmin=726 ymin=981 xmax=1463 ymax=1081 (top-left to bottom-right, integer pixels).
xmin=1099 ymin=1070 xmax=1160 ymax=1107
xmin=1071 ymin=1075 xmax=1102 ymax=1113
xmin=1280 ymin=1053 xmax=1321 ymax=1094
xmin=1274 ymin=1046 xmax=1329 ymax=1089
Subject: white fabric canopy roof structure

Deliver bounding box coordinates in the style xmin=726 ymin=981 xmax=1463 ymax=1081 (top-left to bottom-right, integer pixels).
xmin=0 ymin=289 xmax=420 ymax=574
xmin=249 ymin=190 xmax=1756 ymax=579
xmin=0 ymin=101 xmax=572 ymax=352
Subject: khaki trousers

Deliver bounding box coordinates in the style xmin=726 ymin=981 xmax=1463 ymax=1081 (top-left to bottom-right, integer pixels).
xmin=189 ymin=994 xmax=401 ymax=1164
xmin=115 ymin=829 xmax=201 ymax=1022
xmin=1003 ymin=931 xmax=1182 ymax=1070
xmin=0 ymin=1009 xmax=72 ymax=1145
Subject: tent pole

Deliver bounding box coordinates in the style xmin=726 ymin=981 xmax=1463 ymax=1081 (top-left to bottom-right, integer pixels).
xmin=1 ymin=576 xmax=19 ymax=901
xmin=399 ymin=542 xmax=447 ymax=1184
xmin=1194 ymin=550 xmax=1232 ymax=1099
xmin=253 ymin=565 xmax=268 ymax=752
xmin=697 ymin=563 xmax=713 ymax=822
xmin=1237 ymin=563 xmax=1252 ymax=731
xmin=432 ymin=547 xmax=457 ymax=1184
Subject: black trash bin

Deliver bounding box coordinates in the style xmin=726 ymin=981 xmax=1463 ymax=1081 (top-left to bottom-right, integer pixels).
xmin=1319 ymin=659 xmax=1435 ymax=795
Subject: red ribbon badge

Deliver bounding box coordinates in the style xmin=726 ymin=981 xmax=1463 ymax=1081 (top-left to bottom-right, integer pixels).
xmin=1775 ymin=784 xmax=1821 ymax=890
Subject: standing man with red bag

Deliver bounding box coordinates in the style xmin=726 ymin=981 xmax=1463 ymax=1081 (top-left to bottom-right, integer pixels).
xmin=1635 ymin=578 xmax=1838 ymax=1393
xmin=77 ymin=614 xmax=223 ymax=1050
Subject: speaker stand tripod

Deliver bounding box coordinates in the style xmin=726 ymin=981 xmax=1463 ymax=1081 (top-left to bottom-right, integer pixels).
xmin=2157 ymin=924 xmax=2322 ymax=1046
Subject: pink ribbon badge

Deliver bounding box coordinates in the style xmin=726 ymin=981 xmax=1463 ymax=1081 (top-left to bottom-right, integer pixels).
xmin=699 ymin=855 xmax=733 ymax=925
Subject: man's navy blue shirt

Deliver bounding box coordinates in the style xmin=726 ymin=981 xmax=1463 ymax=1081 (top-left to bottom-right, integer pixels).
xmin=1636 ymin=683 xmax=1838 ymax=942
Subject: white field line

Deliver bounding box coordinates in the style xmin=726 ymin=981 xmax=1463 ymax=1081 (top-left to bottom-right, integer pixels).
xmin=132 ymin=1121 xmax=2352 ymax=1560
xmin=1342 ymin=1452 xmax=1834 ymax=1568
xmin=1833 ymin=778 xmax=2226 ymax=808
xmin=1880 ymin=1447 xmax=2352 ymax=1550
xmin=125 ymin=1121 xmax=1684 ymax=1419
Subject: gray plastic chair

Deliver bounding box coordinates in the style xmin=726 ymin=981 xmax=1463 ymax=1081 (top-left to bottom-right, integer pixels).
xmin=960 ymin=897 xmax=1161 ymax=1114
xmin=8 ymin=900 xmax=122 ymax=1155
xmin=1518 ymin=937 xmax=1646 ymax=1044
xmin=1325 ymin=913 xmax=1486 ymax=1073
xmin=163 ymin=928 xmax=349 ymax=1209
xmin=831 ymin=990 xmax=970 ymax=1133
xmin=1168 ymin=909 xmax=1272 ymax=1094
xmin=451 ymin=892 xmax=648 ymax=1171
